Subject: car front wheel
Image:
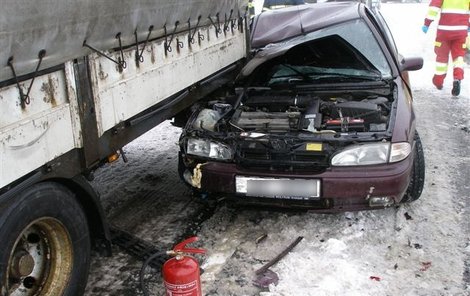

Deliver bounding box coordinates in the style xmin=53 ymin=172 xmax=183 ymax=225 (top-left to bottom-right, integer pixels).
xmin=401 ymin=131 xmax=425 ymax=203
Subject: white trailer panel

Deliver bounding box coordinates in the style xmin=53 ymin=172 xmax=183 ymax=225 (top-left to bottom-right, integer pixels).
xmin=89 ymin=26 xmax=247 ymax=136
xmin=0 ymin=66 xmax=81 ymax=188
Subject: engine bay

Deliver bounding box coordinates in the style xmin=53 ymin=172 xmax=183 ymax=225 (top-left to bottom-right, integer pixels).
xmin=189 ymin=89 xmax=394 ymax=136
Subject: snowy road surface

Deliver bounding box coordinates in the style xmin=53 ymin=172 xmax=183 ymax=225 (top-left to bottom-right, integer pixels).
xmin=85 ymin=3 xmax=470 ymax=296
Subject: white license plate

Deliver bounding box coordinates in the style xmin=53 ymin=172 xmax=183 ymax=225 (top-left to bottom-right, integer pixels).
xmin=235 ymin=176 xmax=320 ymax=200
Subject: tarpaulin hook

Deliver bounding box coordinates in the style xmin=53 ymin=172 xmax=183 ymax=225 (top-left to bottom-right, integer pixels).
xmin=208 ymin=13 xmax=222 ymax=38
xmin=223 ymin=9 xmax=234 ymax=33
xmin=176 ymin=38 xmax=184 ymax=52
xmin=135 ymin=25 xmax=154 ymax=66
xmin=198 ymin=31 xmax=205 ymax=44
xmin=231 ymin=15 xmax=238 ymax=32
xmin=7 ymin=49 xmax=46 ymax=109
xmin=188 ymin=16 xmax=202 ymax=45
xmin=115 ymin=33 xmax=127 ymax=71
xmin=83 ymin=35 xmax=127 ymax=72
xmin=189 ymin=16 xmax=205 ymax=44
xmin=238 ymin=10 xmax=245 ymax=33
xmin=164 ymin=21 xmax=180 ymax=55
xmin=197 ymin=32 xmax=204 ymax=43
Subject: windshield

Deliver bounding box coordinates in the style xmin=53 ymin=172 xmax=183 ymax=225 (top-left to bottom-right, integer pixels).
xmin=248 ymin=19 xmax=392 ymax=86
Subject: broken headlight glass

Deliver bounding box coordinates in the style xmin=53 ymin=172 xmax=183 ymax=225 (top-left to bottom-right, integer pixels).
xmin=186 ymin=138 xmax=233 ymax=160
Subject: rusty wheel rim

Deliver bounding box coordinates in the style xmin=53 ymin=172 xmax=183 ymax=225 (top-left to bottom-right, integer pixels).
xmin=6 ymin=218 xmax=73 ymax=296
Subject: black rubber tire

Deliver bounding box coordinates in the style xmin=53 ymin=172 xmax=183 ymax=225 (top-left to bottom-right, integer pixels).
xmin=0 ymin=182 xmax=91 ymax=296
xmin=401 ymin=131 xmax=425 ymax=203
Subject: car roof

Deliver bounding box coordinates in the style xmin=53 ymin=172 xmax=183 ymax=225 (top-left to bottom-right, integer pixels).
xmin=251 ymin=2 xmax=361 ymax=49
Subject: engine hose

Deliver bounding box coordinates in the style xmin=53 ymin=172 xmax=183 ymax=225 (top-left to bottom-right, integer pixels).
xmin=139 ymin=251 xmax=168 ymax=296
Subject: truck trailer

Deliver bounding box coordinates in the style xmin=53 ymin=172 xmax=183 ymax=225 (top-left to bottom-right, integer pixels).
xmin=0 ymin=1 xmax=249 ymax=294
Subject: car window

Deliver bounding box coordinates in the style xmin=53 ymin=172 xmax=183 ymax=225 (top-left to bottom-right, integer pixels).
xmin=365 ymin=9 xmax=399 ymax=59
xmin=307 ymin=19 xmax=392 ymax=78
xmin=265 ymin=34 xmax=383 ymax=85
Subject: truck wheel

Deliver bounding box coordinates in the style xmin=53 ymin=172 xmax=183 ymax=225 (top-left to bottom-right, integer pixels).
xmin=0 ymin=182 xmax=91 ymax=296
xmin=401 ymin=132 xmax=425 ymax=203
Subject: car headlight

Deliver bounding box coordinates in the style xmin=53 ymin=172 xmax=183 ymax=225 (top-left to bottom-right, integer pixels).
xmin=186 ymin=138 xmax=233 ymax=160
xmin=331 ymin=142 xmax=411 ymax=166
xmin=331 ymin=142 xmax=390 ymax=166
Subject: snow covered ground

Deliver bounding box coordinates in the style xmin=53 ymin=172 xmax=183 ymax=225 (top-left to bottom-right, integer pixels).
xmin=85 ymin=3 xmax=470 ymax=296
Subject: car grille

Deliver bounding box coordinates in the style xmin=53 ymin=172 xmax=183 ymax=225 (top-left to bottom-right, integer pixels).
xmin=236 ymin=146 xmax=330 ymax=172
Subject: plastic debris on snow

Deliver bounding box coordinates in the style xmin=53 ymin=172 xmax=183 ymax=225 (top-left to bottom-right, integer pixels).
xmin=369 ymin=276 xmax=381 ymax=281
xmin=420 ymin=262 xmax=432 ymax=272
xmin=253 ymin=269 xmax=280 ymax=288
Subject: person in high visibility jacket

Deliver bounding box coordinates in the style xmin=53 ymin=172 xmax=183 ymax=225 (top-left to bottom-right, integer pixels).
xmin=422 ymin=0 xmax=470 ymax=96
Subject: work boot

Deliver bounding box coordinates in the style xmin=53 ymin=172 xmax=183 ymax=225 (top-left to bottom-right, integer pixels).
xmin=451 ymin=80 xmax=461 ymax=96
xmin=432 ymin=75 xmax=444 ymax=90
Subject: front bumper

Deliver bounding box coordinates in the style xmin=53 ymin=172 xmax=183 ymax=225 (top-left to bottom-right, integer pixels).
xmin=184 ymin=152 xmax=414 ymax=212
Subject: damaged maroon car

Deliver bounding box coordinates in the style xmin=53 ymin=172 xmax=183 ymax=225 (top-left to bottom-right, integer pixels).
xmin=177 ymin=2 xmax=425 ymax=211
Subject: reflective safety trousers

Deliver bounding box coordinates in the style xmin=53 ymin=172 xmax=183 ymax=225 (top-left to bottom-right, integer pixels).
xmin=434 ymin=37 xmax=466 ymax=80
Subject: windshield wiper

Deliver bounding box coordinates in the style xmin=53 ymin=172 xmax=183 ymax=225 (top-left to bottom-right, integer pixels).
xmin=278 ymin=64 xmax=313 ymax=82
xmin=309 ymin=73 xmax=382 ymax=82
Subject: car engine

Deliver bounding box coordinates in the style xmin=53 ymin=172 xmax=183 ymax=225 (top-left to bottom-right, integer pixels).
xmin=222 ymin=93 xmax=391 ymax=134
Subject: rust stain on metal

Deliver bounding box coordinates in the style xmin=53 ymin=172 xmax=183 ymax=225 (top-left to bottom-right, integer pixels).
xmin=64 ymin=68 xmax=75 ymax=104
xmin=41 ymin=75 xmax=57 ymax=107
xmin=98 ymin=63 xmax=108 ymax=80
xmin=150 ymin=45 xmax=156 ymax=64
xmin=20 ymin=100 xmax=26 ymax=112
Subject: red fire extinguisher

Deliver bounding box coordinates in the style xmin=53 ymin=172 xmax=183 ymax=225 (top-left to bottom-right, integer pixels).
xmin=163 ymin=236 xmax=206 ymax=296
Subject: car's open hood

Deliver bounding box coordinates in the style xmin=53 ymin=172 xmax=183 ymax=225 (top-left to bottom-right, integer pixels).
xmin=242 ymin=2 xmax=387 ymax=79
xmin=251 ymin=2 xmax=360 ymax=49
xmin=241 ymin=33 xmax=381 ymax=79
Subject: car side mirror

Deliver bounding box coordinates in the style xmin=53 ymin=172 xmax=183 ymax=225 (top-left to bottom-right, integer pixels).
xmin=400 ymin=56 xmax=423 ymax=72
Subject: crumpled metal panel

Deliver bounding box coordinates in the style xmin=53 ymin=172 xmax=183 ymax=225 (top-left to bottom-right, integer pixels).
xmin=0 ymin=0 xmax=248 ymax=82
xmin=250 ymin=2 xmax=359 ymax=49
